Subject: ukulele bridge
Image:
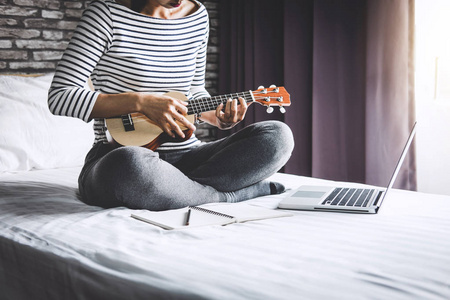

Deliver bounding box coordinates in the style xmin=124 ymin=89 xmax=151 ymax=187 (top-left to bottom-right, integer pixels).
xmin=121 ymin=114 xmax=135 ymax=132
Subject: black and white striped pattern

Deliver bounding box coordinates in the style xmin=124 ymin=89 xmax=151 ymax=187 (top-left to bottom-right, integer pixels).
xmin=48 ymin=0 xmax=209 ymax=149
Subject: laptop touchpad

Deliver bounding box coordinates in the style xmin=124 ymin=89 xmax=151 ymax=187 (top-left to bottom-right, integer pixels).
xmin=292 ymin=191 xmax=326 ymax=198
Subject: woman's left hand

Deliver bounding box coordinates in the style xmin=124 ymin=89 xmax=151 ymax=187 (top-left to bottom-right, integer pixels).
xmin=215 ymin=97 xmax=248 ymax=130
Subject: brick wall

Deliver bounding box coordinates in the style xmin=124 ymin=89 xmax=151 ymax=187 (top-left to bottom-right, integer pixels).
xmin=0 ymin=0 xmax=88 ymax=73
xmin=0 ymin=0 xmax=219 ymax=95
xmin=0 ymin=0 xmax=219 ymax=140
xmin=202 ymin=0 xmax=219 ymax=96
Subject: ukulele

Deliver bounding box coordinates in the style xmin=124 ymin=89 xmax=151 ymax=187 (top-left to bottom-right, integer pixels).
xmin=105 ymin=85 xmax=290 ymax=150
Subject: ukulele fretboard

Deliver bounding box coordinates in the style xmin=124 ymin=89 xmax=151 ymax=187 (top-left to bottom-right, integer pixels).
xmin=187 ymin=91 xmax=253 ymax=115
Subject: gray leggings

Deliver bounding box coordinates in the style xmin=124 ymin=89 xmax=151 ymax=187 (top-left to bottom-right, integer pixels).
xmin=78 ymin=120 xmax=294 ymax=210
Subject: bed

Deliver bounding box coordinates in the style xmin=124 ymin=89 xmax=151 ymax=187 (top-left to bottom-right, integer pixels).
xmin=1 ymin=74 xmax=449 ymax=299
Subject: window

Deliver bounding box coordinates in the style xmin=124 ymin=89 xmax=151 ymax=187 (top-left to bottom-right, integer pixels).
xmin=415 ymin=0 xmax=450 ymax=196
xmin=415 ymin=0 xmax=450 ymax=102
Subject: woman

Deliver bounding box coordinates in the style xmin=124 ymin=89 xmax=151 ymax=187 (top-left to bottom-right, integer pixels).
xmin=48 ymin=0 xmax=294 ymax=211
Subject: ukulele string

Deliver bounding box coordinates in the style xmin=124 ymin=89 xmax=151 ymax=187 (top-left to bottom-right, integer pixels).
xmin=121 ymin=95 xmax=284 ymax=124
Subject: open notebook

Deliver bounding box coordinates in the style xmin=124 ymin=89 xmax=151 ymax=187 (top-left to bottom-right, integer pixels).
xmin=131 ymin=202 xmax=293 ymax=230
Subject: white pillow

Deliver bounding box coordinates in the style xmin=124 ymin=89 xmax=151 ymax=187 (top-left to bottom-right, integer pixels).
xmin=0 ymin=73 xmax=94 ymax=172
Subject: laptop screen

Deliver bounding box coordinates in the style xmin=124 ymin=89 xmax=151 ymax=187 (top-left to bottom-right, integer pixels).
xmin=378 ymin=121 xmax=417 ymax=208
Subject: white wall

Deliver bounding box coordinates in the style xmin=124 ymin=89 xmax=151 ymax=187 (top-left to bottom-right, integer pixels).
xmin=415 ymin=102 xmax=450 ymax=195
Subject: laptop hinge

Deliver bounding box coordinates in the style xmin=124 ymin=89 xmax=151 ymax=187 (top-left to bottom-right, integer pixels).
xmin=372 ymin=191 xmax=384 ymax=206
xmin=313 ymin=208 xmax=370 ymax=213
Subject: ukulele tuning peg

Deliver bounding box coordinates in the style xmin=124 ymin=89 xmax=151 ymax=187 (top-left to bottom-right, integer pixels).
xmin=269 ymin=84 xmax=276 ymax=88
xmin=279 ymin=106 xmax=286 ymax=114
xmin=266 ymin=106 xmax=274 ymax=114
xmin=258 ymin=86 xmax=265 ymax=90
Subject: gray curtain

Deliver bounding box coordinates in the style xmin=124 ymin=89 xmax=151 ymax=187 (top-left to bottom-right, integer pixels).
xmin=218 ymin=0 xmax=416 ymax=190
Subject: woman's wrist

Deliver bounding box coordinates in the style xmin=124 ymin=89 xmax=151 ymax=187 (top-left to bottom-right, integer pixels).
xmin=133 ymin=92 xmax=145 ymax=113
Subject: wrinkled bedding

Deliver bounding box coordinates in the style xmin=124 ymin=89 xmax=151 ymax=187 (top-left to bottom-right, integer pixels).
xmin=0 ymin=167 xmax=449 ymax=299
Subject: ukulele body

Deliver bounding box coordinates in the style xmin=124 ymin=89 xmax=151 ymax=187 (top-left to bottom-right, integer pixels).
xmin=105 ymin=92 xmax=195 ymax=150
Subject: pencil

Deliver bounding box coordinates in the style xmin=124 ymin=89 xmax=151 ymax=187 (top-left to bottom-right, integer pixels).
xmin=185 ymin=208 xmax=191 ymax=226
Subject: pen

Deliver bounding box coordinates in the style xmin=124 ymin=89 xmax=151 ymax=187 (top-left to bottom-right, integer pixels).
xmin=185 ymin=208 xmax=191 ymax=226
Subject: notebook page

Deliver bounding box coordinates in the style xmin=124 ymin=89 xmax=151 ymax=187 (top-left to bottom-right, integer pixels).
xmin=131 ymin=206 xmax=235 ymax=230
xmin=196 ymin=203 xmax=293 ymax=223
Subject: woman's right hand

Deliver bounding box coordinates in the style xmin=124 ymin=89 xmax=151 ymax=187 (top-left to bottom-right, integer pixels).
xmin=90 ymin=92 xmax=196 ymax=139
xmin=136 ymin=93 xmax=196 ymax=139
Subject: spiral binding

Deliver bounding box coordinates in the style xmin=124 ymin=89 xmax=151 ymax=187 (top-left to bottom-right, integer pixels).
xmin=189 ymin=206 xmax=234 ymax=219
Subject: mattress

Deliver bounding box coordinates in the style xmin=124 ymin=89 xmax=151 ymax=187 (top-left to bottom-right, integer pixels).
xmin=0 ymin=167 xmax=449 ymax=300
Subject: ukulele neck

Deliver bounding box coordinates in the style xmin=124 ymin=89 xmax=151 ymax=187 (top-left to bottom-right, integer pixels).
xmin=186 ymin=91 xmax=254 ymax=115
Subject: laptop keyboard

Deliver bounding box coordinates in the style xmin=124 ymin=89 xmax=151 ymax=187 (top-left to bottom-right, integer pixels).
xmin=321 ymin=188 xmax=375 ymax=207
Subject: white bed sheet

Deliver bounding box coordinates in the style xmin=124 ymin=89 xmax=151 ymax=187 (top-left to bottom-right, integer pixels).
xmin=0 ymin=168 xmax=449 ymax=300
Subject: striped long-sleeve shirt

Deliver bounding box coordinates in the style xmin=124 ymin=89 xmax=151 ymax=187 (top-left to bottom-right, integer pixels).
xmin=48 ymin=0 xmax=210 ymax=150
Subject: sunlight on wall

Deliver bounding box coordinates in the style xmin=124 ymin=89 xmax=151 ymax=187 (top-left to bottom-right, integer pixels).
xmin=415 ymin=0 xmax=450 ymax=196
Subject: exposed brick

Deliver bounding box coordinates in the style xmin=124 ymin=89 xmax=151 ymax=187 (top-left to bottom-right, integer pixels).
xmin=65 ymin=9 xmax=83 ymax=18
xmin=203 ymin=2 xmax=218 ymax=10
xmin=42 ymin=9 xmax=64 ymax=19
xmin=205 ymin=72 xmax=218 ymax=79
xmin=207 ymin=11 xmax=217 ymax=19
xmin=209 ymin=26 xmax=217 ymax=37
xmin=63 ymin=31 xmax=74 ymax=40
xmin=64 ymin=2 xmax=83 ymax=9
xmin=209 ymin=36 xmax=218 ymax=45
xmin=206 ymin=63 xmax=218 ymax=71
xmin=205 ymin=81 xmax=218 ymax=95
xmin=0 ymin=50 xmax=27 ymax=59
xmin=205 ymin=80 xmax=215 ymax=88
xmin=33 ymin=50 xmax=63 ymax=60
xmin=0 ymin=40 xmax=13 ymax=48
xmin=207 ymin=53 xmax=218 ymax=63
xmin=0 ymin=61 xmax=6 ymax=69
xmin=0 ymin=18 xmax=18 ymax=26
xmin=194 ymin=128 xmax=210 ymax=139
xmin=0 ymin=5 xmax=38 ymax=16
xmin=207 ymin=46 xmax=218 ymax=54
xmin=210 ymin=19 xmax=218 ymax=28
xmin=0 ymin=28 xmax=41 ymax=38
xmin=56 ymin=20 xmax=78 ymax=30
xmin=9 ymin=61 xmax=56 ymax=69
xmin=43 ymin=30 xmax=63 ymax=40
xmin=24 ymin=18 xmax=59 ymax=29
xmin=15 ymin=39 xmax=68 ymax=50
xmin=13 ymin=0 xmax=60 ymax=10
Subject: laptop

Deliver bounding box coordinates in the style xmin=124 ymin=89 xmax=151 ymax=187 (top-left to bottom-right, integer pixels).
xmin=278 ymin=122 xmax=417 ymax=214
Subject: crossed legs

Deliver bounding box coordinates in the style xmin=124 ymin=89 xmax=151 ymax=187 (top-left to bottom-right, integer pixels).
xmin=78 ymin=121 xmax=294 ymax=210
